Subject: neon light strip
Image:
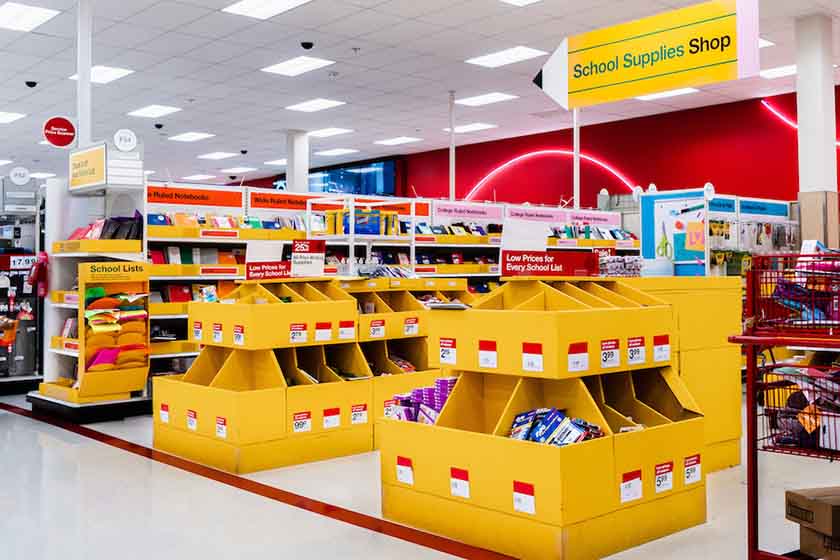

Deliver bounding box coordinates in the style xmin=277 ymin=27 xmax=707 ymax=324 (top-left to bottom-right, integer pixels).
xmin=761 ymin=99 xmax=840 ymax=147
xmin=465 ymin=149 xmax=636 ymax=201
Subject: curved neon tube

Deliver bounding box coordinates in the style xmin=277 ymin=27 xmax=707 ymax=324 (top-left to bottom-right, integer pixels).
xmin=761 ymin=99 xmax=840 ymax=148
xmin=464 ymin=149 xmax=636 ymax=202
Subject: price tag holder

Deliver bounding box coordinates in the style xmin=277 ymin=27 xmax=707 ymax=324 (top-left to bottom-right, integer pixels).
xmin=233 ymin=325 xmax=245 ymax=346
xmin=315 ymin=322 xmax=332 ymax=342
xmin=193 ymin=321 xmax=203 ymax=341
xmin=351 ymin=404 xmax=368 ymax=425
xmin=369 ymin=319 xmax=385 ymax=338
xmin=186 ymin=409 xmax=198 ymax=431
xmin=159 ymin=403 xmax=170 ymax=424
xmin=290 ymin=323 xmax=308 ymax=344
xmin=396 ymin=456 xmax=414 ymax=485
xmin=439 ymin=338 xmax=457 ymax=365
xmin=404 ymin=317 xmax=419 ymax=336
xmin=383 ymin=399 xmax=396 ymax=419
xmin=450 ymin=467 xmax=470 ymax=499
xmin=600 ymin=339 xmax=620 ymax=369
xmin=338 ymin=320 xmax=355 ymax=340
xmin=627 ymin=336 xmax=645 ymax=365
xmin=323 ymin=408 xmax=341 ymax=429
xmin=513 ymin=481 xmax=536 ymax=515
xmin=478 ymin=340 xmax=497 ymax=369
xmin=293 ymin=411 xmax=312 ymax=433
xmin=212 ymin=323 xmax=223 ymax=344
xmin=215 ymin=417 xmax=227 ymax=439
xmin=620 ymin=470 xmax=642 ymax=503
xmin=654 ymin=334 xmax=671 ymax=362
xmin=522 ymin=342 xmax=544 ymax=372
xmin=684 ymin=455 xmax=702 ymax=485
xmin=568 ymin=342 xmax=589 ymax=372
xmin=654 ymin=461 xmax=673 ymax=494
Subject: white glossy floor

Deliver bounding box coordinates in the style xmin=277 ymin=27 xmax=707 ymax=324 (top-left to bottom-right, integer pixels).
xmin=2 ymin=393 xmax=837 ymax=560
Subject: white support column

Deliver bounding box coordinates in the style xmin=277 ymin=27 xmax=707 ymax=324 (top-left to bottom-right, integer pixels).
xmin=573 ymin=108 xmax=581 ymax=209
xmin=796 ymin=14 xmax=838 ymax=245
xmin=286 ymin=130 xmax=310 ymax=193
xmin=448 ymin=90 xmax=456 ymax=201
xmin=76 ymin=0 xmax=93 ymax=147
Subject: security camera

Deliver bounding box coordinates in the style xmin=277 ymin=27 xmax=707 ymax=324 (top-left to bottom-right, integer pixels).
xmin=25 ymin=81 xmax=37 ymax=88
xmin=229 ymin=175 xmax=237 ymax=181
xmin=301 ymin=41 xmax=314 ymax=50
xmin=154 ymin=123 xmax=164 ymax=130
xmin=240 ymin=149 xmax=248 ymax=155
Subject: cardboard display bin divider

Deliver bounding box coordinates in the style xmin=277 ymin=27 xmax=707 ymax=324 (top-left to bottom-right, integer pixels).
xmin=361 ymin=341 xmax=404 ymax=376
xmin=295 ymin=346 xmax=343 ymax=383
xmin=387 ymin=337 xmax=430 ymax=371
xmin=436 ymin=372 xmax=518 ymax=434
xmin=324 ymin=342 xmax=373 ymax=380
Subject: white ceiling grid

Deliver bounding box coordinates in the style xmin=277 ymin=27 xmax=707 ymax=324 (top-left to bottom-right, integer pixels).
xmin=0 ymin=0 xmax=833 ymax=181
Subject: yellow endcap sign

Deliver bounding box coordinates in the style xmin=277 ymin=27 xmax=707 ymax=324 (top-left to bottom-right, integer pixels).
xmin=537 ymin=0 xmax=759 ymax=109
xmin=69 ymin=143 xmax=107 ymax=190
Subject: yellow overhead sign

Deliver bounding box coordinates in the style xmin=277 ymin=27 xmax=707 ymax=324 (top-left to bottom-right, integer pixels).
xmin=536 ymin=0 xmax=759 ymax=109
xmin=69 ymin=143 xmax=107 ymax=190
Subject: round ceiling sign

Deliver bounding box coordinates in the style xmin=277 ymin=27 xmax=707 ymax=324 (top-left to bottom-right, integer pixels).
xmin=9 ymin=167 xmax=30 ymax=186
xmin=113 ymin=129 xmax=138 ymax=152
xmin=43 ymin=116 xmax=76 ymax=148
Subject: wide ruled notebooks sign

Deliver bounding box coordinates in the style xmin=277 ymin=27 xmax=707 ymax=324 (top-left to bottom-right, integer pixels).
xmin=536 ymin=0 xmax=759 ymax=108
xmin=69 ymin=143 xmax=107 ymax=190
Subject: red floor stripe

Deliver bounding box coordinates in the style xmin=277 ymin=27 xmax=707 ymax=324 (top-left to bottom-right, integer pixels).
xmin=0 ymin=402 xmax=513 ymax=560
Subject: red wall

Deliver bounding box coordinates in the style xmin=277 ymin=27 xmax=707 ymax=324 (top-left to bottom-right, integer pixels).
xmin=401 ymin=89 xmax=832 ymax=208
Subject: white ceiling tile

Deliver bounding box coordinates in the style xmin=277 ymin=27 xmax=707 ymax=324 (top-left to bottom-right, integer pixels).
xmin=320 ymin=9 xmax=404 ymax=37
xmin=136 ymin=32 xmax=213 ymax=56
xmin=176 ymin=11 xmax=260 ymax=38
xmin=5 ymin=34 xmax=73 ymax=57
xmin=95 ymin=22 xmax=166 ymax=49
xmin=182 ymin=39 xmax=254 ymax=63
xmin=94 ymin=0 xmax=160 ymax=20
xmin=127 ymin=2 xmax=214 ymax=31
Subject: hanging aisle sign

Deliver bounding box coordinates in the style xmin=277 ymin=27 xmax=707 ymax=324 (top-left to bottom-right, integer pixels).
xmin=69 ymin=144 xmax=107 ymax=190
xmin=535 ymin=0 xmax=759 ymax=109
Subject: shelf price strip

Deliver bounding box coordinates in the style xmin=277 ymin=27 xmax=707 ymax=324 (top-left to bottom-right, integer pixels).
xmin=513 ymin=481 xmax=536 ymax=515
xmin=522 ymin=342 xmax=544 ymax=373
xmin=478 ymin=340 xmax=497 ymax=369
xmin=654 ymin=461 xmax=674 ymax=493
xmin=315 ymin=322 xmax=332 ymax=342
xmin=450 ymin=467 xmax=470 ymax=499
xmin=627 ymin=336 xmax=645 ymax=365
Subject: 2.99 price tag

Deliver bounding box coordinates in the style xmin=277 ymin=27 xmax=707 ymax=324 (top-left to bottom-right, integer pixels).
xmin=290 ymin=323 xmax=308 ymax=344
xmin=439 ymin=338 xmax=457 ymax=365
xmin=350 ymin=404 xmax=368 ymax=425
xmin=403 ymin=317 xmax=419 ymax=336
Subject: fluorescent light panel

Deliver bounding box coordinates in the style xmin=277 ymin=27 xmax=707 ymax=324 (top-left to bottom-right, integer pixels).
xmin=144 ymin=170 xmax=155 ymax=176
xmin=223 ymin=0 xmax=312 ymax=20
xmin=0 ymin=111 xmax=25 ymax=124
xmin=182 ymin=174 xmax=215 ymax=181
xmin=0 ymin=159 xmax=11 ymax=166
xmin=309 ymin=127 xmax=353 ymax=138
xmin=456 ymin=92 xmax=518 ymax=107
xmin=286 ymin=98 xmax=345 ymax=112
xmin=221 ymin=167 xmax=257 ymax=173
xmin=262 ymin=55 xmax=335 ymax=76
xmin=70 ymin=65 xmax=134 ymax=84
xmin=264 ymin=159 xmax=287 ymax=166
xmin=128 ymin=104 xmax=181 ymax=118
xmin=0 ymin=2 xmax=59 ymax=32
xmin=197 ymin=152 xmax=238 ymax=160
xmin=375 ymin=136 xmax=422 ymax=146
xmin=30 ymin=172 xmax=54 ymax=179
xmin=499 ymin=0 xmax=542 ymax=5
xmin=466 ymin=46 xmax=547 ymax=68
xmin=444 ymin=123 xmax=498 ymax=134
xmin=635 ymin=87 xmax=699 ymax=101
xmin=169 ymin=132 xmax=215 ymax=142
xmin=758 ymin=37 xmax=775 ymax=48
xmin=760 ymin=64 xmax=796 ymax=79
xmin=315 ymin=148 xmax=359 ymax=156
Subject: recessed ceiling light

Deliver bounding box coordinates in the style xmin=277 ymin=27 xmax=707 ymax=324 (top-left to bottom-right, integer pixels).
xmin=144 ymin=170 xmax=156 ymax=176
xmin=169 ymin=132 xmax=215 ymax=142
xmin=30 ymin=172 xmax=55 ymax=179
xmin=456 ymin=92 xmax=519 ymax=107
xmin=375 ymin=136 xmax=422 ymax=146
xmin=221 ymin=167 xmax=257 ymax=173
xmin=197 ymin=152 xmax=237 ymax=160
xmin=315 ymin=148 xmax=359 ymax=156
xmin=760 ymin=64 xmax=797 ymax=79
xmin=466 ymin=46 xmax=547 ymax=68
xmin=262 ymin=55 xmax=335 ymax=77
xmin=128 ymin=104 xmax=182 ymax=118
xmin=758 ymin=37 xmax=775 ymax=49
xmin=286 ymin=98 xmax=346 ymax=112
xmin=182 ymin=174 xmax=216 ymax=181
xmin=0 ymin=111 xmax=25 ymax=124
xmin=308 ymin=127 xmax=353 ymax=138
xmin=499 ymin=0 xmax=541 ymax=5
xmin=635 ymin=87 xmax=699 ymax=101
xmin=444 ymin=123 xmax=498 ymax=134
xmin=0 ymin=159 xmax=12 ymax=166
xmin=264 ymin=159 xmax=287 ymax=166
xmin=69 ymin=65 xmax=134 ymax=84
xmin=223 ymin=0 xmax=313 ymax=20
xmin=0 ymin=2 xmax=59 ymax=32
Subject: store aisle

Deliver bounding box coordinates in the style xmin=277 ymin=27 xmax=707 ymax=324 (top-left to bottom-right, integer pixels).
xmin=0 ymin=407 xmax=456 ymax=560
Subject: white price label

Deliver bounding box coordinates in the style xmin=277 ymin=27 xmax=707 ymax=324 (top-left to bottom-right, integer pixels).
xmin=315 ymin=323 xmax=332 ymax=342
xmin=513 ymin=482 xmax=536 ymax=515
xmin=383 ymin=399 xmax=396 ymax=418
xmin=293 ymin=411 xmax=312 ymax=433
xmin=233 ymin=325 xmax=244 ymax=346
xmin=338 ymin=321 xmax=355 ymax=340
xmin=600 ymin=339 xmax=620 ymax=369
xmin=620 ymin=471 xmax=643 ymax=503
xmin=351 ymin=404 xmax=368 ymax=425
xmin=654 ymin=335 xmax=671 ymax=362
xmin=212 ymin=323 xmax=222 ymax=344
xmin=450 ymin=468 xmax=470 ymax=499
xmin=159 ymin=403 xmax=169 ymax=424
xmin=323 ymin=408 xmax=341 ymax=429
xmin=684 ymin=455 xmax=702 ymax=485
xmin=9 ymin=255 xmax=35 ymax=270
xmin=369 ymin=320 xmax=385 ymax=338
xmin=627 ymin=336 xmax=646 ymax=365
xmin=193 ymin=321 xmax=203 ymax=341
xmin=404 ymin=317 xmax=419 ymax=336
xmin=522 ymin=343 xmax=543 ymax=372
xmin=568 ymin=343 xmax=589 ymax=372
xmin=655 ymin=462 xmax=673 ymax=494
xmin=290 ymin=323 xmax=308 ymax=344
xmin=215 ymin=417 xmax=227 ymax=439
xmin=186 ymin=410 xmax=197 ymax=431
xmin=396 ymin=457 xmax=414 ymax=485
xmin=439 ymin=338 xmax=457 ymax=365
xmin=478 ymin=341 xmax=498 ymax=369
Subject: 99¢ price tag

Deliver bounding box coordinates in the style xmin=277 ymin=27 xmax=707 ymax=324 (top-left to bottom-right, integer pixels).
xmin=439 ymin=338 xmax=457 ymax=365
xmin=600 ymin=339 xmax=620 ymax=369
xmin=293 ymin=411 xmax=312 ymax=433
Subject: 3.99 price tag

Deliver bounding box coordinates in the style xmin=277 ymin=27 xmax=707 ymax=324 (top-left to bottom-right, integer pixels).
xmin=627 ymin=336 xmax=645 ymax=365
xmin=600 ymin=339 xmax=620 ymax=369
xmin=369 ymin=319 xmax=385 ymax=338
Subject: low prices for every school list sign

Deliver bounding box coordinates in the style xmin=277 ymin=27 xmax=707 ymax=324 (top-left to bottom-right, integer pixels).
xmin=501 ymin=250 xmax=599 ymax=277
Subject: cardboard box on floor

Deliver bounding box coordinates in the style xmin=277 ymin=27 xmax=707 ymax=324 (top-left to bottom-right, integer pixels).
xmin=800 ymin=527 xmax=840 ymax=560
xmin=786 ymin=488 xmax=840 ymax=537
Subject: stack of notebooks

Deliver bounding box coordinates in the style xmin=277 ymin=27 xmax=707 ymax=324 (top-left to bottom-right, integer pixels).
xmin=148 ymin=212 xmax=311 ymax=231
xmin=150 ymin=281 xmax=236 ymax=305
xmin=550 ymin=225 xmax=637 ymax=241
xmin=414 ymin=222 xmax=502 ymax=236
xmin=149 ymin=246 xmax=244 ymax=266
xmin=68 ymin=211 xmax=143 ymax=241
